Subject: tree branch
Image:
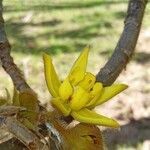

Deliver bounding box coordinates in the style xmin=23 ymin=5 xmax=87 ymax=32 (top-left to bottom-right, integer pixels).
xmin=0 ymin=0 xmax=30 ymax=92
xmin=96 ymin=0 xmax=148 ymax=86
xmin=4 ymin=117 xmax=46 ymax=150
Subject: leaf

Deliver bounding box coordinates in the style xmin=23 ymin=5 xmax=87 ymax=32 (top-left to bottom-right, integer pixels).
xmin=21 ymin=118 xmax=37 ymax=131
xmin=18 ymin=90 xmax=39 ymax=125
xmin=71 ymin=108 xmax=119 ymax=128
xmin=12 ymin=87 xmax=20 ymax=106
xmin=0 ymin=97 xmax=7 ymax=106
xmin=43 ymin=53 xmax=61 ymax=97
xmin=19 ymin=90 xmax=38 ymax=112
xmin=68 ymin=46 xmax=89 ymax=85
xmin=5 ymin=88 xmax=11 ymax=104
xmin=63 ymin=123 xmax=104 ymax=150
xmin=19 ymin=111 xmax=38 ymax=130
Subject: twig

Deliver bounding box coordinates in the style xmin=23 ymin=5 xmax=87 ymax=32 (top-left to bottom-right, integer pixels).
xmin=0 ymin=107 xmax=48 ymax=150
xmin=4 ymin=117 xmax=46 ymax=150
xmin=0 ymin=0 xmax=30 ymax=92
xmin=0 ymin=1 xmax=48 ymax=149
xmin=96 ymin=0 xmax=148 ymax=86
xmin=0 ymin=105 xmax=25 ymax=116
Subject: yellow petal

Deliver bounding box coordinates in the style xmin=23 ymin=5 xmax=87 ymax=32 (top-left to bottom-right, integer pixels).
xmin=59 ymin=79 xmax=73 ymax=102
xmin=71 ymin=108 xmax=119 ymax=128
xmin=68 ymin=46 xmax=89 ymax=85
xmin=70 ymin=87 xmax=90 ymax=111
xmin=78 ymin=72 xmax=96 ymax=91
xmin=86 ymin=82 xmax=103 ymax=107
xmin=51 ymin=98 xmax=71 ymax=116
xmin=90 ymin=82 xmax=103 ymax=98
xmin=94 ymin=84 xmax=128 ymax=106
xmin=43 ymin=53 xmax=61 ymax=97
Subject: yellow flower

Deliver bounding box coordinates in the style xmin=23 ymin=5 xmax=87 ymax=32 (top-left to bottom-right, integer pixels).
xmin=43 ymin=47 xmax=128 ymax=128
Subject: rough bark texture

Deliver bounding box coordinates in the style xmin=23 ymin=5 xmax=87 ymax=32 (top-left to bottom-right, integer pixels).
xmin=96 ymin=0 xmax=148 ymax=86
xmin=0 ymin=0 xmax=30 ymax=92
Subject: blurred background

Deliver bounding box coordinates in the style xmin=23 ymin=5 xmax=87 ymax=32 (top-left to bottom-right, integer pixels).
xmin=0 ymin=0 xmax=150 ymax=149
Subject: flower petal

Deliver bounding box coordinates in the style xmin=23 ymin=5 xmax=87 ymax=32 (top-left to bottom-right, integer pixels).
xmin=59 ymin=78 xmax=73 ymax=102
xmin=51 ymin=98 xmax=71 ymax=116
xmin=94 ymin=84 xmax=128 ymax=106
xmin=78 ymin=72 xmax=96 ymax=91
xmin=71 ymin=108 xmax=119 ymax=128
xmin=70 ymin=87 xmax=90 ymax=111
xmin=43 ymin=53 xmax=61 ymax=97
xmin=86 ymin=82 xmax=103 ymax=107
xmin=68 ymin=46 xmax=89 ymax=85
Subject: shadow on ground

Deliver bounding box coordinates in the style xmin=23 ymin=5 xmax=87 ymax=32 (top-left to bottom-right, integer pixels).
xmin=4 ymin=1 xmax=127 ymax=12
xmin=133 ymin=52 xmax=150 ymax=64
xmin=103 ymin=118 xmax=150 ymax=149
xmin=6 ymin=18 xmax=114 ymax=55
xmin=4 ymin=1 xmax=127 ymax=55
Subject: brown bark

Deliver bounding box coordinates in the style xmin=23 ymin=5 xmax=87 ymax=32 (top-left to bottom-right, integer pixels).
xmin=0 ymin=0 xmax=30 ymax=92
xmin=0 ymin=1 xmax=45 ymax=149
xmin=96 ymin=0 xmax=148 ymax=86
